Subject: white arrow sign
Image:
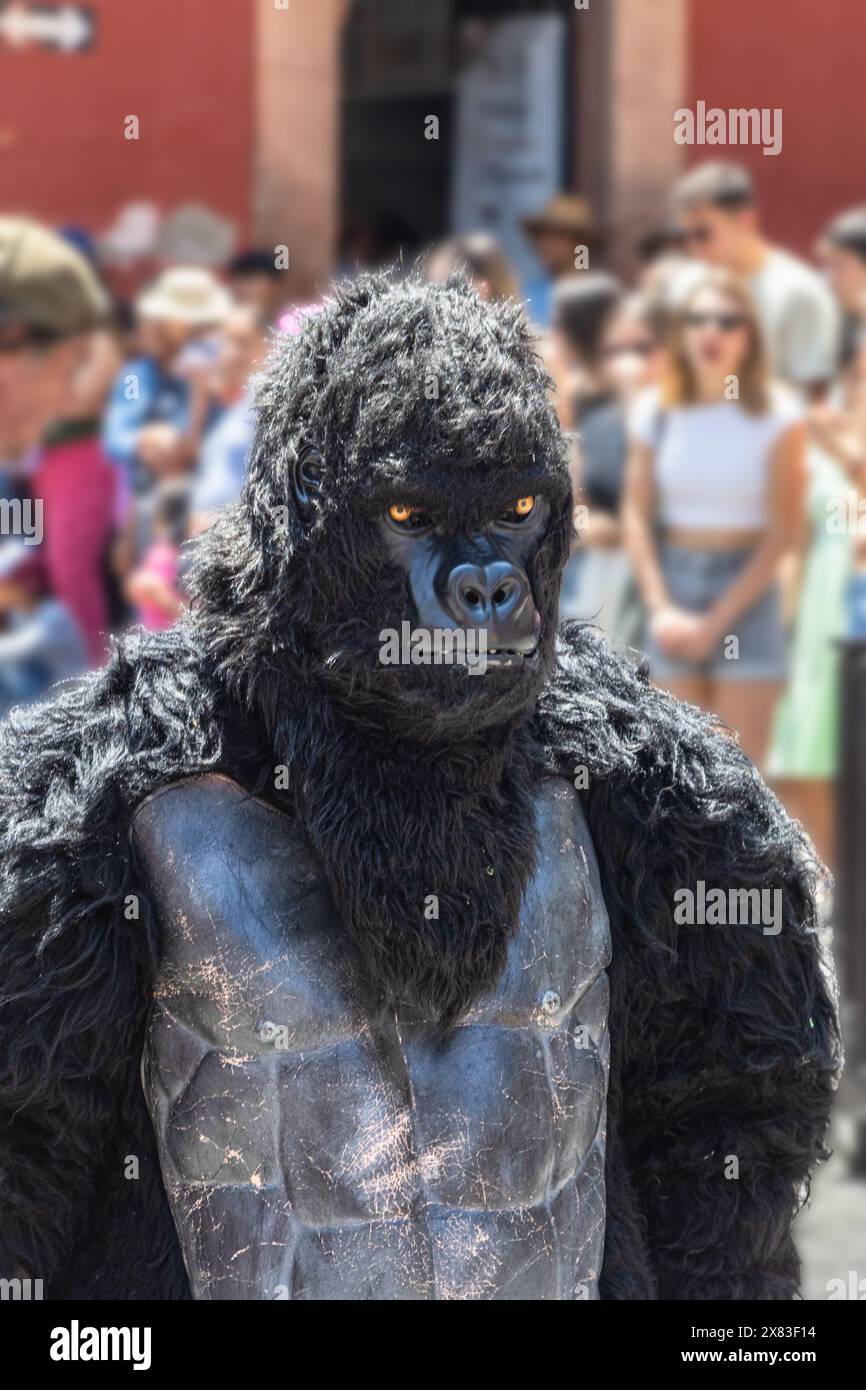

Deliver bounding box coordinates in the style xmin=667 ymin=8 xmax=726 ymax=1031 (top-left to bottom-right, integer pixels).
xmin=0 ymin=4 xmax=94 ymax=53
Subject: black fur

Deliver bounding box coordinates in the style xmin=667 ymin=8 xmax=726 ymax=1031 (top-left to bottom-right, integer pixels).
xmin=536 ymin=626 xmax=839 ymax=1299
xmin=0 ymin=275 xmax=839 ymax=1299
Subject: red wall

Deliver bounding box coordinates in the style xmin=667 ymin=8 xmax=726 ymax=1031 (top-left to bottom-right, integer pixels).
xmin=0 ymin=0 xmax=254 ymax=243
xmin=688 ymin=0 xmax=866 ymax=255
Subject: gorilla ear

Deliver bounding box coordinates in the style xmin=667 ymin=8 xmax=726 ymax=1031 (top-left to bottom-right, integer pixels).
xmin=292 ymin=444 xmax=325 ymax=521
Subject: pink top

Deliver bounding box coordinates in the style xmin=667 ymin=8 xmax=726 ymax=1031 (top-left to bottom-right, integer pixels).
xmin=277 ymin=302 xmax=321 ymax=337
xmin=135 ymin=541 xmax=180 ymax=631
xmin=30 ymin=436 xmax=117 ymax=665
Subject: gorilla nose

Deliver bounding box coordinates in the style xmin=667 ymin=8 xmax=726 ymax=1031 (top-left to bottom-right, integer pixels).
xmin=445 ymin=561 xmax=538 ymax=652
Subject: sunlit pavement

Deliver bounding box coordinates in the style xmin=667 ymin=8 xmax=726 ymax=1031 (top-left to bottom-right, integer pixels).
xmin=796 ymin=1105 xmax=866 ymax=1301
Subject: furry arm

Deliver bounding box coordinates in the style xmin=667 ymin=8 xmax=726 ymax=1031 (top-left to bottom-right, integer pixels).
xmin=0 ymin=636 xmax=211 ymax=1296
xmin=538 ymin=626 xmax=841 ymax=1300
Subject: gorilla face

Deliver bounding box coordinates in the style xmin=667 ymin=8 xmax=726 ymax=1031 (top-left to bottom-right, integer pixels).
xmin=377 ymin=489 xmax=548 ymax=666
xmin=194 ymin=273 xmax=572 ymax=739
xmin=291 ymin=443 xmax=563 ymax=732
xmin=279 ymin=278 xmax=572 ymax=735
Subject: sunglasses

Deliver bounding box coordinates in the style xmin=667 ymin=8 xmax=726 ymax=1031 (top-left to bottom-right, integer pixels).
xmin=603 ymin=341 xmax=655 ymax=359
xmin=0 ymin=323 xmax=63 ymax=356
xmin=682 ymin=225 xmax=713 ymax=245
xmin=683 ymin=311 xmax=748 ymax=332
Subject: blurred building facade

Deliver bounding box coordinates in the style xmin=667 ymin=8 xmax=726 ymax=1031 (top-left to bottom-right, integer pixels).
xmin=2 ymin=0 xmax=866 ymax=292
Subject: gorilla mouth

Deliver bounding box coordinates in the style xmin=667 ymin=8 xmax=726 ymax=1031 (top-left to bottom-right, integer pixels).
xmin=321 ymin=623 xmax=546 ymax=731
xmin=484 ymin=645 xmax=537 ymax=668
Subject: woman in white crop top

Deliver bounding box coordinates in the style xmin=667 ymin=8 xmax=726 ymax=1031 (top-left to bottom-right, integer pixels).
xmin=622 ymin=270 xmax=805 ymax=766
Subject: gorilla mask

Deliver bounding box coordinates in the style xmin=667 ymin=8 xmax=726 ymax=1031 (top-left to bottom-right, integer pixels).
xmin=194 ymin=272 xmax=573 ymax=739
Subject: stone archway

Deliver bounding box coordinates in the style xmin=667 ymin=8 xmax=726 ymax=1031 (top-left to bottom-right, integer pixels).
xmin=252 ymin=0 xmax=351 ymax=300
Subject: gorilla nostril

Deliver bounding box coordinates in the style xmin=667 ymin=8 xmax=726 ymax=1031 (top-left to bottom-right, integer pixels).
xmin=492 ymin=575 xmax=522 ymax=609
xmin=444 ymin=561 xmax=531 ymax=628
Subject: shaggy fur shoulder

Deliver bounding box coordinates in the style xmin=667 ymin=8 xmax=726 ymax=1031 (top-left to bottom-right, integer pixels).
xmin=0 ymin=626 xmax=218 ymax=1297
xmin=535 ymin=623 xmax=841 ymax=1299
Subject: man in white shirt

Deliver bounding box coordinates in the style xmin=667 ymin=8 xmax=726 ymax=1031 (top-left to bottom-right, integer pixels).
xmin=668 ymin=162 xmax=840 ymax=396
xmin=819 ymin=205 xmax=866 ymax=358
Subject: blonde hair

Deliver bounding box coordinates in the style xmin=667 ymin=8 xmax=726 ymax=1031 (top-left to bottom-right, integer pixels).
xmin=662 ymin=269 xmax=770 ymax=414
xmin=426 ymin=234 xmax=521 ymax=304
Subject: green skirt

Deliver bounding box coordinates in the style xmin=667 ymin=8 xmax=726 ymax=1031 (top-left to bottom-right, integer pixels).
xmin=767 ymin=447 xmax=852 ymax=780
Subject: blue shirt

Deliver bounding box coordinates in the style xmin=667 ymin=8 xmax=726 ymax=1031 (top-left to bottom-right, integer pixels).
xmin=192 ymin=391 xmax=255 ymax=514
xmin=102 ymin=357 xmax=190 ymax=490
xmin=522 ymin=274 xmax=553 ymax=330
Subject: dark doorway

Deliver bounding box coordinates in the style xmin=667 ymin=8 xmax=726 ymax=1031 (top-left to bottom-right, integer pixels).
xmin=338 ymin=0 xmax=576 ymax=275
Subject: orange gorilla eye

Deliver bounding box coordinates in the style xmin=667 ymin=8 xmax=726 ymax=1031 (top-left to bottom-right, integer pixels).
xmin=515 ymin=496 xmax=535 ymax=516
xmin=389 ymin=504 xmax=414 ymax=523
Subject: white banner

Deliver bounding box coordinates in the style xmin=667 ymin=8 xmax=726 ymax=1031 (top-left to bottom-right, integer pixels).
xmin=450 ymin=13 xmax=566 ymax=292
xmin=0 ymin=4 xmax=94 ymax=52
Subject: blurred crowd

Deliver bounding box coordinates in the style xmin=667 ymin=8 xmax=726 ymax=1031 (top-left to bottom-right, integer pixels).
xmin=4 ymin=158 xmax=866 ymax=875
xmin=516 ymin=161 xmax=866 ymax=878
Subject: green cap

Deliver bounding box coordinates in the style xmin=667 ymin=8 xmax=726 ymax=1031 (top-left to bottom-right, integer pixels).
xmin=0 ymin=216 xmax=109 ymax=338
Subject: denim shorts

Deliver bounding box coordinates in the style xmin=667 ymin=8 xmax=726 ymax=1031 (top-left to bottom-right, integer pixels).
xmin=646 ymin=544 xmax=788 ymax=683
xmin=846 ymin=572 xmax=866 ymax=638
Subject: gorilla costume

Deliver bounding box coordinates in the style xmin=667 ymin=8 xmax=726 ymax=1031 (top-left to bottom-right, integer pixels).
xmin=0 ymin=275 xmax=839 ymax=1301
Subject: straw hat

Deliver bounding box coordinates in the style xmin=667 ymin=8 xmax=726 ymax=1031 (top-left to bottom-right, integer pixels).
xmin=522 ymin=193 xmax=595 ymax=239
xmin=136 ymin=267 xmax=233 ymax=326
xmin=0 ymin=216 xmax=108 ymax=337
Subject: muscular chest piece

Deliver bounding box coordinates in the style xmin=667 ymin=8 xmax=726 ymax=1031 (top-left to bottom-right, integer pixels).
xmin=134 ymin=773 xmax=611 ymax=1301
